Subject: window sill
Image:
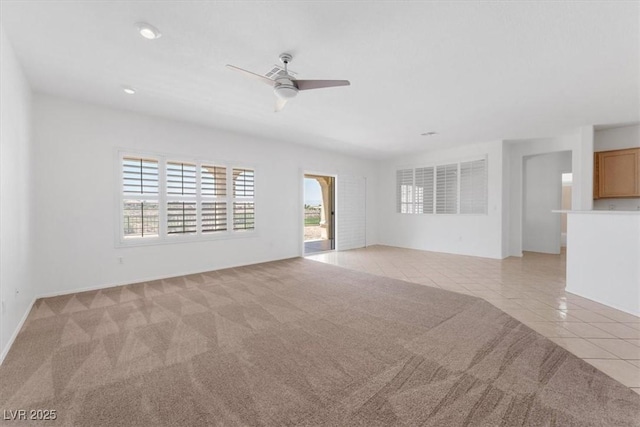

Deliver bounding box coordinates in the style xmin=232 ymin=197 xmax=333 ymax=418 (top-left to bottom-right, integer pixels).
xmin=116 ymin=230 xmax=258 ymax=248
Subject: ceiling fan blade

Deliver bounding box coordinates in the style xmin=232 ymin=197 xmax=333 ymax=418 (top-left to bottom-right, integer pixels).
xmin=226 ymin=64 xmax=274 ymax=86
xmin=296 ymin=80 xmax=350 ymax=91
xmin=275 ymin=98 xmax=287 ymax=112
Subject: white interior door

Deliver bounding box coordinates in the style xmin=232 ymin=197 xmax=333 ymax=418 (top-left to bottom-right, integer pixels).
xmin=337 ymin=175 xmax=366 ymax=250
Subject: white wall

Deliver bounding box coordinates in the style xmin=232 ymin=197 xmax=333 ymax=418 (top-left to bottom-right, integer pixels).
xmin=522 ymin=151 xmax=571 ymax=254
xmin=595 ymin=124 xmax=640 ymax=151
xmin=32 ymin=94 xmax=378 ymax=297
xmin=566 ymin=212 xmax=640 ymax=316
xmin=577 ymin=126 xmax=595 ymax=211
xmin=506 ymin=127 xmax=593 ymax=256
xmin=377 ymin=140 xmax=504 ymax=259
xmin=593 ymin=124 xmax=640 ymax=211
xmin=0 ymin=28 xmax=35 ymax=361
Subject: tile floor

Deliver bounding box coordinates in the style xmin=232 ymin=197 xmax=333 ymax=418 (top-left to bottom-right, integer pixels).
xmin=304 ymin=239 xmax=333 ymax=255
xmin=306 ymin=245 xmax=640 ymax=394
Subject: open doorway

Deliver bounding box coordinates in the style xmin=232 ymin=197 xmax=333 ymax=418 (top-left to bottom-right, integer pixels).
xmin=522 ymin=151 xmax=571 ymax=254
xmin=304 ymin=174 xmax=335 ymax=254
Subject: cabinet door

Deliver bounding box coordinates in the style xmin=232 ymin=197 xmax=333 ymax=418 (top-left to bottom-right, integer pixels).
xmin=597 ymin=148 xmax=640 ymax=198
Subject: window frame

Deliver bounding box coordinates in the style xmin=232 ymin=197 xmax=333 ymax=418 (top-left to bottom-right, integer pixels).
xmin=116 ymin=149 xmax=257 ymax=247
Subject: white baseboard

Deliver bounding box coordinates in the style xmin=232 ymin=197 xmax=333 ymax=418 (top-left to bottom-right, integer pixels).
xmin=565 ymin=289 xmax=640 ymax=318
xmin=0 ymin=297 xmax=36 ymax=365
xmin=35 ymin=254 xmax=299 ymax=300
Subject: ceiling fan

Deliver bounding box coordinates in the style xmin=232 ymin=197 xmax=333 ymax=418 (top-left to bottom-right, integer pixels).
xmin=226 ymin=53 xmax=350 ymax=112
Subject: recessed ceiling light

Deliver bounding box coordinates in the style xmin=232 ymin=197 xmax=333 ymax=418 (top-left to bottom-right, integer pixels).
xmin=135 ymin=22 xmax=161 ymax=40
xmin=122 ymin=86 xmax=136 ymax=95
xmin=421 ymin=131 xmax=438 ymax=136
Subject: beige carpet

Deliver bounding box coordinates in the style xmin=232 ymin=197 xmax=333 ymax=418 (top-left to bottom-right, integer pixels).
xmin=1 ymin=258 xmax=639 ymax=426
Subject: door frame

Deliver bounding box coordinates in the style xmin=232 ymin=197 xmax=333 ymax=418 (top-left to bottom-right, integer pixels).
xmin=300 ymin=169 xmax=338 ymax=256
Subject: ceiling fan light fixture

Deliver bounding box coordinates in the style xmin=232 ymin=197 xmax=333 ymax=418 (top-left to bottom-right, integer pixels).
xmin=274 ymin=85 xmax=298 ymax=99
xmin=136 ymin=22 xmax=162 ymax=40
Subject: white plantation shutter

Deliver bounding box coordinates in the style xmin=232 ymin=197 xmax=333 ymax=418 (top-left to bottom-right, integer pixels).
xmin=123 ymin=157 xmax=159 ymax=195
xmin=460 ymin=159 xmax=487 ymax=214
xmin=166 ymin=162 xmax=197 ymax=235
xmin=233 ymin=168 xmax=255 ymax=231
xmin=167 ymin=162 xmax=197 ymax=196
xmin=396 ymin=169 xmax=414 ymax=213
xmin=233 ymin=168 xmax=255 ymax=198
xmin=395 ymin=158 xmax=487 ymax=217
xmin=232 ymin=202 xmax=255 ymax=230
xmin=120 ymin=153 xmax=257 ymax=243
xmin=167 ymin=201 xmax=197 ymax=234
xmin=122 ymin=157 xmax=159 ymax=238
xmin=414 ymin=166 xmax=434 ymax=214
xmin=201 ymin=165 xmax=227 ymax=233
xmin=436 ymin=164 xmax=458 ymax=214
xmin=201 ymin=165 xmax=227 ymax=197
xmin=338 ymin=175 xmax=366 ymax=250
xmin=202 ymin=202 xmax=227 ymax=232
xmin=122 ymin=200 xmax=159 ymax=238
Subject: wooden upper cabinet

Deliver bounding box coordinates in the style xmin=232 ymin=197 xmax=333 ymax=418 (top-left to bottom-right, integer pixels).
xmin=595 ymin=148 xmax=640 ymax=198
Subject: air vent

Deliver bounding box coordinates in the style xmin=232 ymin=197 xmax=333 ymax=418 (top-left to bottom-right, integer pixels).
xmin=264 ymin=65 xmax=297 ymax=80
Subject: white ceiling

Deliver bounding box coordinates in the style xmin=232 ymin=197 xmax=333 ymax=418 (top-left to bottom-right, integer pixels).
xmin=1 ymin=1 xmax=638 ymax=159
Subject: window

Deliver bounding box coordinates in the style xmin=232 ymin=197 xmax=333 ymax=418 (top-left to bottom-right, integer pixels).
xmin=233 ymin=168 xmax=255 ymax=231
xmin=123 ymin=200 xmax=159 ymax=238
xmin=122 ymin=157 xmax=159 ymax=238
xmin=167 ymin=201 xmax=197 ymax=234
xmin=120 ymin=153 xmax=254 ymax=244
xmin=167 ymin=162 xmax=197 ymax=196
xmin=166 ymin=162 xmax=197 ymax=235
xmin=396 ymin=169 xmax=414 ymax=213
xmin=202 ymin=202 xmax=227 ymax=233
xmin=436 ymin=163 xmax=458 ymax=214
xmin=396 ymin=157 xmax=487 ymax=215
xmin=201 ymin=165 xmax=227 ymax=233
xmin=460 ymin=159 xmax=487 ymax=214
